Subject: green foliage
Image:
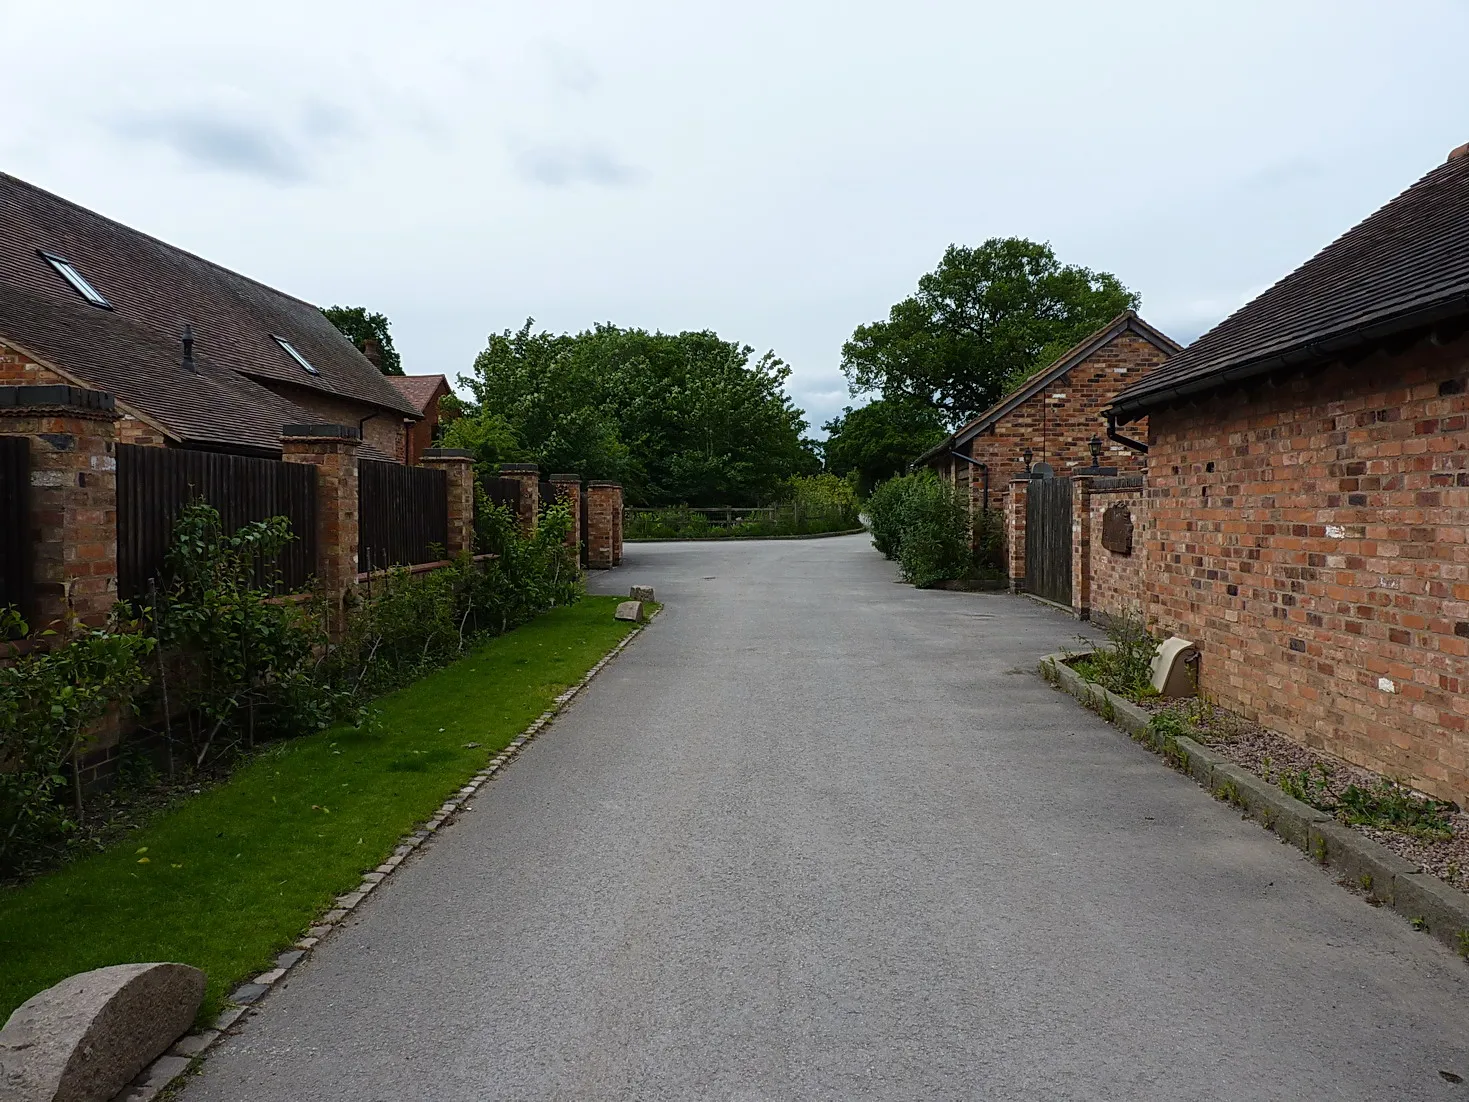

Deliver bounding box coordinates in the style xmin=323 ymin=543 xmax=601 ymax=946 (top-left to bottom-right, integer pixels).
xmin=152 ymin=506 xmax=332 ymax=756
xmin=2 ymin=495 xmax=585 ymax=879
xmin=840 ymin=238 xmax=1139 ymax=425
xmin=865 ymin=471 xmax=977 ymax=587
xmin=0 ymin=609 xmax=154 ymax=878
xmin=455 ymin=320 xmax=818 ymax=505
xmin=1266 ymin=757 xmax=1454 ymax=841
xmin=785 ymin=472 xmax=860 ymax=513
xmin=320 ymin=305 xmax=403 ymax=375
xmin=0 ymin=598 xmax=638 ymax=1024
xmin=821 ymin=398 xmax=947 ymax=495
xmin=624 ymin=501 xmax=859 ymax=540
xmin=1070 ymin=613 xmax=1158 ymax=701
xmin=440 ymin=410 xmax=524 ymax=486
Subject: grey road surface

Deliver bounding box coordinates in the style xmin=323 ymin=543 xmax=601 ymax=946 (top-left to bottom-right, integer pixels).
xmin=181 ymin=535 xmax=1469 ymax=1101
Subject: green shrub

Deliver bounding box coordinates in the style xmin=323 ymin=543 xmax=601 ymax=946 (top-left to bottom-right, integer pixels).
xmin=866 ymin=471 xmax=993 ymax=587
xmin=1070 ymin=612 xmax=1158 ymax=700
xmin=0 ymin=609 xmax=154 ymax=877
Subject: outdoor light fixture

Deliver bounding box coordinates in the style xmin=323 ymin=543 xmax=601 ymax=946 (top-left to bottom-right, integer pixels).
xmin=1089 ymin=435 xmax=1103 ymax=466
xmin=1023 ymin=447 xmax=1033 ymax=474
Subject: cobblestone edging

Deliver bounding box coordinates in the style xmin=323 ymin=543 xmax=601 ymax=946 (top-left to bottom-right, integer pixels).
xmin=1039 ymin=651 xmax=1469 ymax=964
xmin=115 ymin=611 xmax=660 ymax=1102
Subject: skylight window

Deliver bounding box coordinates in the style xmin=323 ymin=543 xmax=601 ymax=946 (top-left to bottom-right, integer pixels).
xmin=38 ymin=250 xmax=110 ymax=308
xmin=274 ymin=337 xmax=320 ymax=376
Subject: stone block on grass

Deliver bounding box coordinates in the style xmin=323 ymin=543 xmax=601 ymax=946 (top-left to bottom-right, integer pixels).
xmin=0 ymin=962 xmax=204 ymax=1102
xmin=614 ymin=600 xmax=648 ymax=623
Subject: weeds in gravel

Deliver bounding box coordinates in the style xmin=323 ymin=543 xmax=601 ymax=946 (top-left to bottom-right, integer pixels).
xmin=1336 ymin=780 xmax=1455 ymax=842
xmin=1068 ymin=612 xmax=1158 ymax=702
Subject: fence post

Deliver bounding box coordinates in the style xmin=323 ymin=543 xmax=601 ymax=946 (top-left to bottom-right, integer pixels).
xmin=498 ymin=463 xmax=540 ymax=531
xmin=1071 ymin=475 xmax=1093 ymax=620
xmin=281 ymin=424 xmax=361 ymax=626
xmin=548 ymin=474 xmax=582 ymax=551
xmin=1005 ymin=477 xmax=1029 ymax=593
xmin=585 ymin=482 xmax=618 ymax=569
xmin=0 ymin=385 xmax=118 ymax=631
xmin=422 ymin=448 xmax=475 ymax=556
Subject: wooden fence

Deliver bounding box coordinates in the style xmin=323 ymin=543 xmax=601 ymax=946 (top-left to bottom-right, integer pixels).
xmin=116 ymin=444 xmax=318 ymax=600
xmin=358 ymin=459 xmax=448 ymax=571
xmin=481 ymin=476 xmax=522 ymax=513
xmin=0 ymin=436 xmax=31 ymax=620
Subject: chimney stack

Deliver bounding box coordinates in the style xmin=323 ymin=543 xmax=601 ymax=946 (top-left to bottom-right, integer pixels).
xmin=361 ymin=338 xmax=383 ymax=370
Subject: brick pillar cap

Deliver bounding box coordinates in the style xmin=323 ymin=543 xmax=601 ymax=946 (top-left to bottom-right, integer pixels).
xmin=499 ymin=463 xmax=539 ymax=473
xmin=422 ymin=447 xmax=473 ymax=460
xmin=282 ymin=423 xmax=361 ymax=440
xmin=587 ymin=480 xmax=621 ymax=488
xmin=0 ymin=384 xmax=116 ymax=413
xmin=549 ymin=473 xmax=581 ymax=482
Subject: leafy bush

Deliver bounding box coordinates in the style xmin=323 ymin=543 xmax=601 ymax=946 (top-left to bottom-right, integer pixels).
xmin=2 ymin=491 xmax=584 ymax=879
xmin=0 ymin=608 xmax=154 ymax=877
xmin=624 ymin=502 xmax=858 ymax=540
xmin=1070 ymin=612 xmax=1158 ymax=700
xmin=865 ymin=471 xmax=985 ymax=587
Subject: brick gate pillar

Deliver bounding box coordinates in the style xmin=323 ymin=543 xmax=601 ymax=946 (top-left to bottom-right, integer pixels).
xmin=611 ymin=484 xmax=624 ymax=565
xmin=0 ymin=385 xmax=119 ymax=631
xmin=1071 ymin=475 xmax=1093 ymax=620
xmin=422 ymin=448 xmax=475 ymax=556
xmin=281 ymin=424 xmax=361 ymax=624
xmin=1005 ymin=477 xmax=1029 ymax=593
xmin=499 ymin=463 xmax=540 ymax=531
xmin=548 ymin=474 xmax=582 ymax=551
xmin=585 ymin=482 xmax=618 ymax=569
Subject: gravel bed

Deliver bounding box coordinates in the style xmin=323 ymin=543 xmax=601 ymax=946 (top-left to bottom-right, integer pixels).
xmin=1094 ymin=676 xmax=1469 ymax=895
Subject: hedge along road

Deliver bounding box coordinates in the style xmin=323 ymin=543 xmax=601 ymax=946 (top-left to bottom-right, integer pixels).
xmin=181 ymin=534 xmax=1469 ymax=1101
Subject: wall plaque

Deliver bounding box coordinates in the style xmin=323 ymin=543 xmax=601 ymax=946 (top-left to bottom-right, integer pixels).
xmin=1101 ymin=504 xmax=1133 ymax=555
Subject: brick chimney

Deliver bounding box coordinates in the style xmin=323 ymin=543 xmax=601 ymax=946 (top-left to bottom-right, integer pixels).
xmin=361 ymin=338 xmax=384 ymax=371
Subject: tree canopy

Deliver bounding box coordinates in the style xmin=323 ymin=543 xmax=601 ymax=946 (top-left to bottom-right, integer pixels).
xmin=821 ymin=398 xmax=947 ymax=496
xmin=449 ymin=320 xmax=819 ymax=506
xmin=321 ymin=305 xmax=403 ymax=376
xmin=840 ymin=238 xmax=1138 ymax=426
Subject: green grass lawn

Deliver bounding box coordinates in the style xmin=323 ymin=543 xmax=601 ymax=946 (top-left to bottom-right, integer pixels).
xmin=0 ymin=596 xmax=637 ymax=1023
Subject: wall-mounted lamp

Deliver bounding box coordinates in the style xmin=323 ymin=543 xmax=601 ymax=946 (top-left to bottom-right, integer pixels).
xmin=1022 ymin=447 xmax=1033 ymax=474
xmin=1089 ymin=435 xmax=1102 ymax=466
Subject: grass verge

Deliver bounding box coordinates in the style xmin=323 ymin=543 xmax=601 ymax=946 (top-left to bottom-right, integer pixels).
xmin=0 ymin=596 xmax=637 ymax=1023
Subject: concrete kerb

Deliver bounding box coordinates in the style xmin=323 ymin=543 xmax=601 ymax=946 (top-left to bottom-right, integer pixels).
xmin=1038 ymin=650 xmax=1469 ymax=963
xmin=116 ymin=609 xmax=662 ymax=1102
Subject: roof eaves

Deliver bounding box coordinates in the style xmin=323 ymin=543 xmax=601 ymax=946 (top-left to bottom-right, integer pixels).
xmin=0 ymin=332 xmax=181 ymax=444
xmin=1110 ymin=291 xmax=1469 ymax=422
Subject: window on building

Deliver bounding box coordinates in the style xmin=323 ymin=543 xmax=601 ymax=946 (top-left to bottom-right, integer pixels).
xmin=273 ymin=337 xmax=320 ymax=376
xmin=38 ymin=250 xmax=111 ymax=308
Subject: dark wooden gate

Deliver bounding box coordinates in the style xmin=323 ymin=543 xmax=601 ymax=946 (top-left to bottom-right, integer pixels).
xmin=481 ymin=476 xmax=522 ymax=514
xmin=116 ymin=444 xmax=317 ymax=599
xmin=358 ymin=460 xmax=448 ymax=570
xmin=0 ymin=436 xmax=31 ymax=620
xmin=579 ymin=488 xmax=589 ymax=566
xmin=1025 ymin=475 xmax=1073 ymax=606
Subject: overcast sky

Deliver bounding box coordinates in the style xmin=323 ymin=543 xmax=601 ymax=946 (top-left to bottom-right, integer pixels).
xmin=5 ymin=0 xmax=1468 ymax=435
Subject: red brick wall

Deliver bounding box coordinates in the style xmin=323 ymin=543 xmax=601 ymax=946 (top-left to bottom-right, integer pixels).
xmin=959 ymin=331 xmax=1167 ymax=484
xmin=264 ymin=381 xmax=407 ymax=463
xmin=0 ymin=340 xmax=65 ymax=386
xmin=1086 ymin=478 xmax=1150 ymax=627
xmin=1145 ymin=332 xmax=1469 ymax=801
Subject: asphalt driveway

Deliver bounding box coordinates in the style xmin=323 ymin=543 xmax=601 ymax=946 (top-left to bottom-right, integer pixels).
xmin=181 ymin=534 xmax=1469 ymax=1101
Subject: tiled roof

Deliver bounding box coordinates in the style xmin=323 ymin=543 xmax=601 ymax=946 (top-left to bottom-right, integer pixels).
xmin=916 ymin=311 xmax=1180 ymax=465
xmin=1112 ymin=149 xmax=1469 ymax=420
xmin=389 ymin=374 xmax=450 ymax=413
xmin=0 ymin=172 xmax=419 ymax=453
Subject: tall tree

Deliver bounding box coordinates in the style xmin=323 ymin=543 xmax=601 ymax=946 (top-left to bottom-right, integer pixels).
xmin=456 ymin=320 xmax=816 ymax=506
xmin=840 ymin=239 xmax=1138 ymax=426
xmin=822 ymin=398 xmax=947 ymax=496
xmin=321 ymin=305 xmax=404 ymax=375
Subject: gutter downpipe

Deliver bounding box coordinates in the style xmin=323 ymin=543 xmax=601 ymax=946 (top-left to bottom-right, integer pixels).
xmin=947 ymin=450 xmax=991 ymax=511
xmin=1105 ymin=410 xmax=1148 ymax=454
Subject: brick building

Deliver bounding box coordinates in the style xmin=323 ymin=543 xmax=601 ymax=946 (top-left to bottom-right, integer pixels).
xmin=0 ymin=171 xmax=418 ymax=462
xmin=389 ymin=374 xmax=456 ymax=464
xmin=917 ymin=311 xmax=1179 ymax=512
xmin=1109 ymin=144 xmax=1469 ymax=803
